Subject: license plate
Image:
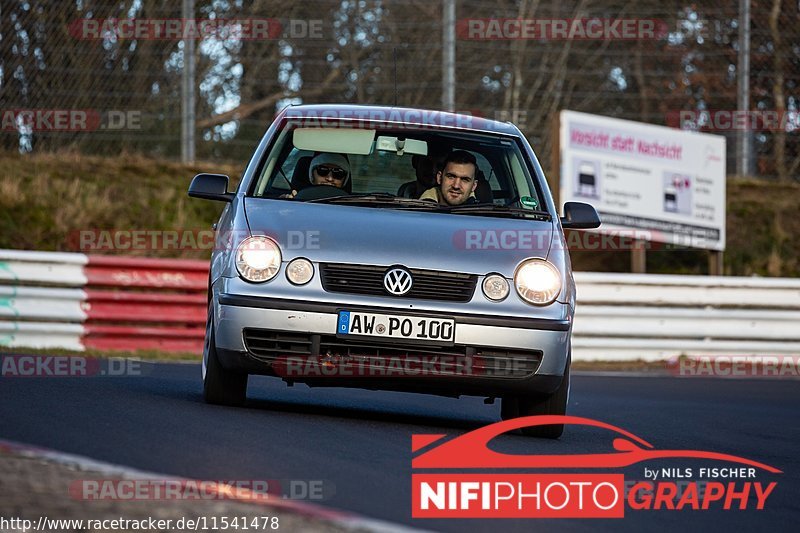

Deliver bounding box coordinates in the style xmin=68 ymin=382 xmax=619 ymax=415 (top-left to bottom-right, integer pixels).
xmin=337 ymin=311 xmax=455 ymax=343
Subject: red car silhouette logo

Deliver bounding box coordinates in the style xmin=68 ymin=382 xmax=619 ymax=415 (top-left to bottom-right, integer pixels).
xmin=412 ymin=415 xmax=781 ymax=473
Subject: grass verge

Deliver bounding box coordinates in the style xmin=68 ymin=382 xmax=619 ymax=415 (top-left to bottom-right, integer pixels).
xmin=1 ymin=152 xmax=799 ymax=275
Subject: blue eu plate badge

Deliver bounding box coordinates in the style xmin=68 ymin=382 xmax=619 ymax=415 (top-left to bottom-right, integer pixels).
xmin=337 ymin=311 xmax=351 ymax=334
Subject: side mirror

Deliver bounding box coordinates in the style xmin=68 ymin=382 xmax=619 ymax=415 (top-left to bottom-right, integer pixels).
xmin=561 ymin=202 xmax=601 ymax=229
xmin=188 ymin=173 xmax=234 ymax=202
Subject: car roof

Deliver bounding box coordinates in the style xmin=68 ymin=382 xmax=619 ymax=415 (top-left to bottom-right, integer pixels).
xmin=280 ymin=103 xmax=522 ymax=136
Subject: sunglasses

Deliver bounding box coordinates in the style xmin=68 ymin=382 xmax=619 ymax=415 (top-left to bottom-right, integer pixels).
xmin=314 ymin=165 xmax=348 ymax=180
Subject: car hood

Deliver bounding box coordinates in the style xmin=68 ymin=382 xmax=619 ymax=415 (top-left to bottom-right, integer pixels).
xmin=244 ymin=198 xmax=553 ymax=275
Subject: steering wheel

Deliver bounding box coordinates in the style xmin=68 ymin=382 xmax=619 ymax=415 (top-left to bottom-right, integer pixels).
xmin=293 ymin=185 xmax=350 ymax=201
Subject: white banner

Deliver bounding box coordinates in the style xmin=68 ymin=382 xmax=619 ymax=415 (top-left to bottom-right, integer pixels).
xmin=559 ymin=110 xmax=726 ymax=251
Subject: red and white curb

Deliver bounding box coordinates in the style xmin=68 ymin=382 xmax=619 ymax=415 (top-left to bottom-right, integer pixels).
xmin=0 ymin=250 xmax=207 ymax=353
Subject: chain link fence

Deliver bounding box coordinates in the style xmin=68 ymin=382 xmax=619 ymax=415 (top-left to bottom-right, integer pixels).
xmin=2 ymin=0 xmax=799 ymax=180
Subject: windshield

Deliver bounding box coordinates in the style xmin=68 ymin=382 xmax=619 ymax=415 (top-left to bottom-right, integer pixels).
xmin=250 ymin=123 xmax=547 ymax=218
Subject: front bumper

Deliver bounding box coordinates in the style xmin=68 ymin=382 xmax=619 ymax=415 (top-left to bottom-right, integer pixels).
xmin=213 ymin=293 xmax=571 ymax=397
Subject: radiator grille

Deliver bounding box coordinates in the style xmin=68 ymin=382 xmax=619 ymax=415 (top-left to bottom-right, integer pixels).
xmin=319 ymin=263 xmax=477 ymax=302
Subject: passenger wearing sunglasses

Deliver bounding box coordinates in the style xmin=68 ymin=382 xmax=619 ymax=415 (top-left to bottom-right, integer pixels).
xmin=309 ymin=152 xmax=350 ymax=186
xmin=282 ymin=152 xmax=351 ymax=198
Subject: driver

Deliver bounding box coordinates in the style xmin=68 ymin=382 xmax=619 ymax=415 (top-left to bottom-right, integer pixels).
xmin=419 ymin=150 xmax=479 ymax=206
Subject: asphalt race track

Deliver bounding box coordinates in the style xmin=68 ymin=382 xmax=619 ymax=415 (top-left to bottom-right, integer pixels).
xmin=2 ymin=363 xmax=798 ymax=532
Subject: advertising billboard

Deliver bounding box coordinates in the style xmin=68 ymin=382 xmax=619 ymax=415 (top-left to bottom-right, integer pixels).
xmin=559 ymin=110 xmax=727 ymax=251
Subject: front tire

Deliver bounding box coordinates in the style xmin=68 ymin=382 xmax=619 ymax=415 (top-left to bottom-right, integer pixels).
xmin=501 ymin=359 xmax=570 ymax=439
xmin=202 ymin=304 xmax=248 ymax=406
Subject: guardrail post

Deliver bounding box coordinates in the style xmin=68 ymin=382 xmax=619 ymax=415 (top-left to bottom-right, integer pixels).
xmin=631 ymin=241 xmax=647 ymax=273
xmin=708 ymin=250 xmax=724 ymax=276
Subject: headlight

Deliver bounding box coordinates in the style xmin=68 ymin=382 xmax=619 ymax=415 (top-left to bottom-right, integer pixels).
xmin=514 ymin=259 xmax=561 ymax=305
xmin=482 ymin=274 xmax=510 ymax=301
xmin=286 ymin=258 xmax=314 ymax=285
xmin=236 ymin=236 xmax=281 ymax=282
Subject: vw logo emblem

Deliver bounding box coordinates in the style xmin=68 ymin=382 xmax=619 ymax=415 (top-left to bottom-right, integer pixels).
xmin=383 ymin=267 xmax=413 ymax=296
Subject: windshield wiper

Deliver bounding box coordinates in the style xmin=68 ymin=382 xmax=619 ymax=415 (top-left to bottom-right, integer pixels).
xmin=438 ymin=203 xmax=552 ymax=220
xmin=306 ymin=193 xmax=439 ymax=208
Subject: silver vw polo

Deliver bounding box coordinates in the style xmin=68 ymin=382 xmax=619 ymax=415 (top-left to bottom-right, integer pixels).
xmin=189 ymin=104 xmax=600 ymax=438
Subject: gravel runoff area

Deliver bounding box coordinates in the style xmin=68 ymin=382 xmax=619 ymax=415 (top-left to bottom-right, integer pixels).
xmin=0 ymin=441 xmax=390 ymax=533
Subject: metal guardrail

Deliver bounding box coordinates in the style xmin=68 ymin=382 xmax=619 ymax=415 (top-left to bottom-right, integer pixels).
xmin=572 ymin=272 xmax=800 ymax=360
xmin=1 ymin=250 xmax=798 ymax=360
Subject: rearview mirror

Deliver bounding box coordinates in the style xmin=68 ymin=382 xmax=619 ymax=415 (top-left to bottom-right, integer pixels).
xmin=376 ymin=136 xmax=428 ymax=156
xmin=561 ymin=202 xmax=601 ymax=229
xmin=188 ymin=173 xmax=233 ymax=202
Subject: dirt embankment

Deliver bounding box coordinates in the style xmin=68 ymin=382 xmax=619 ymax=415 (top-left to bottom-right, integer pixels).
xmin=1 ymin=152 xmax=798 ymax=276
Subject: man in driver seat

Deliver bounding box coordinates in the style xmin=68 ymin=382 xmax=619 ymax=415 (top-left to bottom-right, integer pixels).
xmin=420 ymin=150 xmax=479 ymax=206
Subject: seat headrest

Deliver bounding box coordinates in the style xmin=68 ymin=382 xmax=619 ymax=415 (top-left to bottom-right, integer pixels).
xmin=290 ymin=156 xmax=314 ymax=191
xmin=474 ymin=169 xmax=493 ymax=204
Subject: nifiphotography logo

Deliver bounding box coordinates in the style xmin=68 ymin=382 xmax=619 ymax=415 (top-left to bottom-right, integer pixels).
xmin=411 ymin=416 xmax=781 ymax=518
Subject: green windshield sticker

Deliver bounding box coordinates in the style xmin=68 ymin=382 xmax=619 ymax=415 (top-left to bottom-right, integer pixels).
xmin=521 ymin=196 xmax=539 ymax=208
